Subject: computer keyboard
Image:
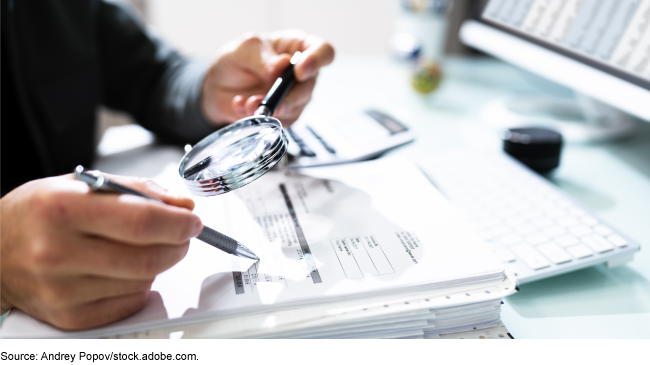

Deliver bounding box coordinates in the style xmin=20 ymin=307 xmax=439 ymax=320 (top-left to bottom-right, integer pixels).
xmin=418 ymin=150 xmax=640 ymax=284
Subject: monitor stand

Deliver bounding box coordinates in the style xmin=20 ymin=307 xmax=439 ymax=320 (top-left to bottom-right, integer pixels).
xmin=480 ymin=93 xmax=641 ymax=142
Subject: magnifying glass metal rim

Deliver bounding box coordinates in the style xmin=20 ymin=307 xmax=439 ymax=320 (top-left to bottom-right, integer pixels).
xmin=182 ymin=118 xmax=286 ymax=184
xmin=183 ymin=144 xmax=286 ymax=196
xmin=179 ymin=116 xmax=280 ymax=177
xmin=178 ymin=117 xmax=287 ymax=196
xmin=182 ymin=131 xmax=288 ymax=191
xmin=177 ymin=51 xmax=301 ymax=197
xmin=183 ymin=144 xmax=287 ymax=196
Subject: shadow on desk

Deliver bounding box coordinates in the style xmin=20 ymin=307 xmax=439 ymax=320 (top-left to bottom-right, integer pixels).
xmin=601 ymin=122 xmax=650 ymax=181
xmin=507 ymin=264 xmax=650 ymax=318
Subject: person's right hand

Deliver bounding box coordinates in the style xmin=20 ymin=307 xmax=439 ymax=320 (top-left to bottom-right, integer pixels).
xmin=0 ymin=174 xmax=202 ymax=330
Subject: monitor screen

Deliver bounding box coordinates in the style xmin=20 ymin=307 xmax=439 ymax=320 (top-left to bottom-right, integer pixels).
xmin=477 ymin=0 xmax=650 ymax=91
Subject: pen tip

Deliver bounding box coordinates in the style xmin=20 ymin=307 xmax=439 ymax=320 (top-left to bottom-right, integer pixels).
xmin=235 ymin=244 xmax=259 ymax=261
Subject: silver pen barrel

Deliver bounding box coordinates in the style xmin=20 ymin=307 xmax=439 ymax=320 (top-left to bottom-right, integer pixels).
xmin=196 ymin=226 xmax=259 ymax=260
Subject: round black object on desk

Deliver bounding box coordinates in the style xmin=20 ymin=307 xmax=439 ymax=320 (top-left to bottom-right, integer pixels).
xmin=501 ymin=127 xmax=563 ymax=173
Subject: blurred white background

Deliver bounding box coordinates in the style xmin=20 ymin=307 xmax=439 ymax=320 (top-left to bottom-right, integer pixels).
xmin=99 ymin=0 xmax=467 ymax=142
xmin=98 ymin=0 xmax=397 ymax=142
xmin=146 ymin=0 xmax=396 ymax=57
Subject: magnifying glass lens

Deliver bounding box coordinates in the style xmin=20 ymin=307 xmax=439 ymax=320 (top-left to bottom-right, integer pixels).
xmin=178 ymin=51 xmax=300 ymax=197
xmin=178 ymin=116 xmax=288 ymax=196
xmin=191 ymin=126 xmax=280 ymax=180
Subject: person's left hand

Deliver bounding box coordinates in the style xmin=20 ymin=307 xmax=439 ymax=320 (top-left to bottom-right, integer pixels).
xmin=201 ymin=29 xmax=335 ymax=127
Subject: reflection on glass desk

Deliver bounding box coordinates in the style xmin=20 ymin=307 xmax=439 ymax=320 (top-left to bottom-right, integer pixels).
xmin=94 ymin=56 xmax=650 ymax=339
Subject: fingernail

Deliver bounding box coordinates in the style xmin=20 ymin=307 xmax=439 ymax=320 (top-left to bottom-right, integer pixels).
xmin=193 ymin=220 xmax=204 ymax=238
xmin=303 ymin=62 xmax=316 ymax=79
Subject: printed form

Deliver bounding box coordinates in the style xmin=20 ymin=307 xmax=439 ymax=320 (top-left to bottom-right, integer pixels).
xmin=152 ymin=157 xmax=503 ymax=317
xmin=1 ymin=157 xmax=503 ymax=338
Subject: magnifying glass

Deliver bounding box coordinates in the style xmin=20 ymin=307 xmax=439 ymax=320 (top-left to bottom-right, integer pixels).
xmin=179 ymin=52 xmax=301 ymax=197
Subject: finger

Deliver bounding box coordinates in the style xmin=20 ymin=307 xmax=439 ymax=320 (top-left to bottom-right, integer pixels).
xmin=269 ymin=31 xmax=334 ymax=81
xmin=45 ymin=291 xmax=150 ymax=330
xmin=231 ymin=34 xmax=284 ymax=83
xmin=265 ymin=53 xmax=292 ymax=82
xmin=63 ymin=173 xmax=196 ymax=211
xmin=242 ymin=71 xmax=316 ymax=120
xmin=35 ymin=275 xmax=153 ymax=309
xmin=51 ymin=235 xmax=190 ymax=279
xmin=244 ymin=95 xmax=266 ymax=116
xmin=66 ymin=188 xmax=202 ymax=244
xmin=294 ymin=37 xmax=335 ymax=81
xmin=268 ymin=29 xmax=309 ymax=55
xmin=101 ymin=175 xmax=195 ymax=211
xmin=231 ymin=95 xmax=248 ymax=119
xmin=272 ymin=78 xmax=317 ymax=126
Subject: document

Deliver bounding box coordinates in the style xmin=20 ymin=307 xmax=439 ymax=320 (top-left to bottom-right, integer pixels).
xmin=1 ymin=157 xmax=504 ymax=338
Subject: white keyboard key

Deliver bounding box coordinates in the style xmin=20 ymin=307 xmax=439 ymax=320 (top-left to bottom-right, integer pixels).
xmin=555 ymin=235 xmax=580 ymax=247
xmin=531 ymin=218 xmax=554 ymax=228
xmin=537 ymin=243 xmax=572 ymax=264
xmin=474 ymin=229 xmax=495 ymax=241
xmin=582 ymin=234 xmax=614 ymax=253
xmin=515 ymin=223 xmax=537 ymax=235
xmin=568 ymin=207 xmax=586 ymax=217
xmin=505 ymin=216 xmax=526 ymax=226
xmin=566 ymin=244 xmax=593 ymax=259
xmin=511 ymin=244 xmax=551 ymax=270
xmin=480 ymin=217 xmax=501 ymax=228
xmin=557 ymin=216 xmax=580 ymax=227
xmin=499 ymin=234 xmax=523 ymax=245
xmin=545 ymin=209 xmax=567 ymax=218
xmin=580 ymin=216 xmax=599 ymax=226
xmin=490 ymin=225 xmax=512 ymax=236
xmin=495 ymin=209 xmax=514 ymax=218
xmin=593 ymin=224 xmax=613 ymax=236
xmin=485 ymin=240 xmax=502 ymax=250
xmin=543 ymin=226 xmax=566 ymax=237
xmin=569 ymin=225 xmax=592 ymax=237
xmin=494 ymin=249 xmax=517 ymax=263
xmin=607 ymin=234 xmax=628 ymax=248
xmin=526 ymin=233 xmax=549 ymax=245
xmin=468 ymin=221 xmax=482 ymax=231
xmin=537 ymin=201 xmax=554 ymax=211
xmin=522 ymin=210 xmax=542 ymax=220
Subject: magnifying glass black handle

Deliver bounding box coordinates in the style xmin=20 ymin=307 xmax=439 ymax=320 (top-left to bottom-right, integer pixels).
xmin=256 ymin=51 xmax=301 ymax=117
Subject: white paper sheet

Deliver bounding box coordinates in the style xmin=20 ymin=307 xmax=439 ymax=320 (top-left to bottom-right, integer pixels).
xmin=1 ymin=157 xmax=504 ymax=338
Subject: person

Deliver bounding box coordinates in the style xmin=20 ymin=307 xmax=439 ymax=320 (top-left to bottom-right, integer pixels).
xmin=0 ymin=0 xmax=334 ymax=330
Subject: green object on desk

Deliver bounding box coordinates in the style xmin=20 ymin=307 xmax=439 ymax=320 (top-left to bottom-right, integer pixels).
xmin=411 ymin=61 xmax=443 ymax=94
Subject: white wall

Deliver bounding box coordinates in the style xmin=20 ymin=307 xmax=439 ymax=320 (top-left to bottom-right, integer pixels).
xmin=146 ymin=0 xmax=397 ymax=57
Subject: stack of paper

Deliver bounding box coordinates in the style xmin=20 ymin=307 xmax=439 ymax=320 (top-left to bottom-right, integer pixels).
xmin=0 ymin=158 xmax=516 ymax=339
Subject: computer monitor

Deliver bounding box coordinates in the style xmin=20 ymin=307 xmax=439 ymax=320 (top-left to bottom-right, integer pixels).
xmin=459 ymin=0 xmax=650 ymax=141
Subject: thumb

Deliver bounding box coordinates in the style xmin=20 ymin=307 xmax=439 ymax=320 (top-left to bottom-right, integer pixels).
xmin=234 ymin=34 xmax=289 ymax=83
xmin=264 ymin=53 xmax=292 ymax=82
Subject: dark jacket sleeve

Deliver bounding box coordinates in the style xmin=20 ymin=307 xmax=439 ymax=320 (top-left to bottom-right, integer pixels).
xmin=96 ymin=0 xmax=216 ymax=144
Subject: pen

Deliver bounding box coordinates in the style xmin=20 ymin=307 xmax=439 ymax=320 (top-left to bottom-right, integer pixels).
xmin=74 ymin=165 xmax=259 ymax=261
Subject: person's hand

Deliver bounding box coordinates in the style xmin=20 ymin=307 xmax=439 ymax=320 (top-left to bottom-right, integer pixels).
xmin=202 ymin=29 xmax=335 ymax=127
xmin=0 ymin=174 xmax=202 ymax=330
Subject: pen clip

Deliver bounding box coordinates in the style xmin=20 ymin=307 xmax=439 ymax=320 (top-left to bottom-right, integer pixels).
xmin=74 ymin=165 xmax=162 ymax=202
xmin=75 ymin=165 xmax=105 ymax=190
